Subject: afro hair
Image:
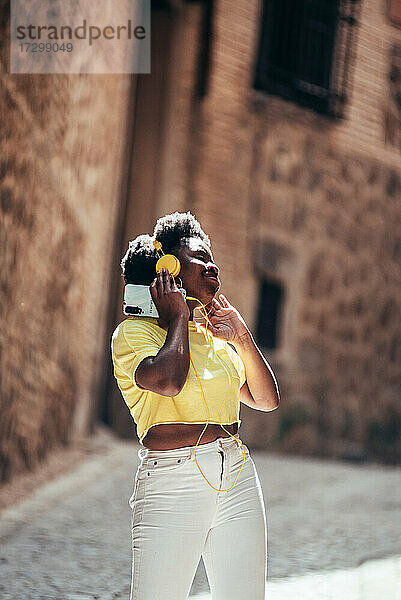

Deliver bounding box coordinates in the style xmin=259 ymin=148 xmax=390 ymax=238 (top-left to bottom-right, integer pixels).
xmin=120 ymin=234 xmax=158 ymax=285
xmin=152 ymin=211 xmax=210 ymax=255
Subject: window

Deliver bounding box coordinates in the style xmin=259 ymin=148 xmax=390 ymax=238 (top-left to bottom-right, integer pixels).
xmin=254 ymin=0 xmax=361 ymax=118
xmin=256 ymin=278 xmax=284 ymax=350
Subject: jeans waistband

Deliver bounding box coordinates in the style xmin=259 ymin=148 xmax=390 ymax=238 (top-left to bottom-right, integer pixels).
xmin=138 ymin=433 xmax=241 ymax=461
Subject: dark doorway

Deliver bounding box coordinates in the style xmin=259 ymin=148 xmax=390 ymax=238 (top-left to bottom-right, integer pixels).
xmin=101 ymin=7 xmax=177 ymax=438
xmin=256 ymin=278 xmax=284 ymax=351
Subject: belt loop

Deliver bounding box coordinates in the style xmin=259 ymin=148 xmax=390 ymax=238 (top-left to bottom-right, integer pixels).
xmin=138 ymin=447 xmax=147 ymax=460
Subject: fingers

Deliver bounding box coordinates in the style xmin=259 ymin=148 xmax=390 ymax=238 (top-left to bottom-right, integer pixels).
xmin=218 ymin=294 xmax=230 ymax=308
xmin=208 ymin=314 xmax=221 ymax=326
xmin=211 ymin=297 xmax=224 ymax=312
xmin=150 ymin=277 xmax=157 ymax=301
xmin=155 ymin=269 xmax=163 ymax=296
xmin=162 ymin=267 xmax=171 ymax=292
xmin=155 ymin=267 xmax=173 ymax=296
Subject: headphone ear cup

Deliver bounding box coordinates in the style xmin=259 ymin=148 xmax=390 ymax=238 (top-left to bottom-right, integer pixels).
xmin=155 ymin=254 xmax=181 ymax=277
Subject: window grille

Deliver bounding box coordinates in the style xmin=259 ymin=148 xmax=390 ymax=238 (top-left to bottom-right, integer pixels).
xmin=254 ymin=0 xmax=361 ymax=118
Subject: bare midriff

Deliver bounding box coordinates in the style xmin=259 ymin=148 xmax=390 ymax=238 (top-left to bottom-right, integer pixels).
xmin=142 ymin=422 xmax=239 ymax=450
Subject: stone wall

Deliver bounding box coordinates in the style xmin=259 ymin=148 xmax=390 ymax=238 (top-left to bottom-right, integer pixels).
xmin=181 ymin=0 xmax=401 ymax=462
xmin=0 ymin=7 xmax=132 ymax=480
xmin=248 ymin=126 xmax=401 ymax=462
xmin=2 ymin=0 xmax=400 ymax=479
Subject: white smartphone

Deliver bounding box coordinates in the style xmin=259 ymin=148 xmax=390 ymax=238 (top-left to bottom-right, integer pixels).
xmin=123 ymin=284 xmax=187 ymax=317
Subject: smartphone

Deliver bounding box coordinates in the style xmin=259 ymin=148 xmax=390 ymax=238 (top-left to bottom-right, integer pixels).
xmin=123 ymin=284 xmax=187 ymax=317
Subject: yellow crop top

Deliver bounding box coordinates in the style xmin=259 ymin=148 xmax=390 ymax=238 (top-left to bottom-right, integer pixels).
xmin=111 ymin=316 xmax=246 ymax=445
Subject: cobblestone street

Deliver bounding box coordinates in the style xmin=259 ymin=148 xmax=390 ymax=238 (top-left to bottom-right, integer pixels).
xmin=1 ymin=431 xmax=400 ymax=600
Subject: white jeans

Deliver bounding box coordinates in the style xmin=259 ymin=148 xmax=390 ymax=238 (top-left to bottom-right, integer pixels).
xmin=128 ymin=434 xmax=267 ymax=599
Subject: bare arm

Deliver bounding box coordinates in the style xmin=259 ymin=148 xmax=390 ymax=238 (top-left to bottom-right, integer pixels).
xmin=135 ymin=268 xmax=190 ymax=397
xmin=232 ymin=333 xmax=279 ymax=411
xmin=202 ymin=294 xmax=280 ymax=411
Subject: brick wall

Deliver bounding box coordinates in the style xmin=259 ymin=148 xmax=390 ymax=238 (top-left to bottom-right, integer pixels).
xmin=0 ymin=10 xmax=132 ymax=479
xmin=175 ymin=0 xmax=401 ymax=462
xmin=2 ymin=0 xmax=400 ymax=480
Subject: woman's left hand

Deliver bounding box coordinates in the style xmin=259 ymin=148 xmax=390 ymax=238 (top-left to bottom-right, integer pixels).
xmin=196 ymin=294 xmax=249 ymax=343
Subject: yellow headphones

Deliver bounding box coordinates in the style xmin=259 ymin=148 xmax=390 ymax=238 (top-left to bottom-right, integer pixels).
xmin=154 ymin=240 xmax=181 ymax=277
xmin=152 ymin=239 xmax=246 ymax=492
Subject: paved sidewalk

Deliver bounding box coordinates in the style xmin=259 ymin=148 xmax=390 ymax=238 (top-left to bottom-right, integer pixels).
xmin=195 ymin=556 xmax=401 ymax=600
xmin=0 ymin=431 xmax=400 ymax=599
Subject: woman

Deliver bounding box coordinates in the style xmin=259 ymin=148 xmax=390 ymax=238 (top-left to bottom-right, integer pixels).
xmin=111 ymin=212 xmax=280 ymax=600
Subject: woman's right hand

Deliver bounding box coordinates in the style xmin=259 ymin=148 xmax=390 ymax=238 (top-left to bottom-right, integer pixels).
xmin=150 ymin=268 xmax=190 ymax=325
xmin=136 ymin=268 xmax=190 ymax=395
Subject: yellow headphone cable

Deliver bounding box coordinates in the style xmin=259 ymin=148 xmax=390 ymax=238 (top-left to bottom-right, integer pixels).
xmin=152 ymin=240 xmax=246 ymax=492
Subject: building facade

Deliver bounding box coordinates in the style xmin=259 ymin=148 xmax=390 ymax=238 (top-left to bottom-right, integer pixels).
xmin=1 ymin=0 xmax=400 ymax=482
xmin=186 ymin=0 xmax=401 ymax=462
